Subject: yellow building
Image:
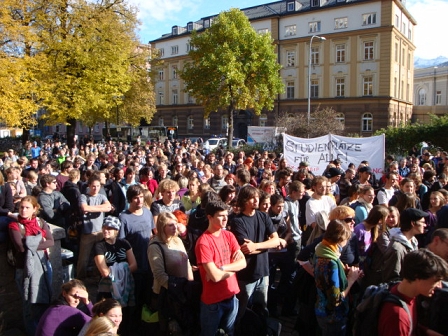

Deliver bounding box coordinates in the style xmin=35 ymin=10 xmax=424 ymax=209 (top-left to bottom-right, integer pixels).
xmin=413 ymin=65 xmax=448 ymax=124
xmin=150 ymin=0 xmax=416 ymax=139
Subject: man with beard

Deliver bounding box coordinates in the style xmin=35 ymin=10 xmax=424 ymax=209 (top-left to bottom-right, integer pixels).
xmin=208 ymin=164 xmax=227 ymax=193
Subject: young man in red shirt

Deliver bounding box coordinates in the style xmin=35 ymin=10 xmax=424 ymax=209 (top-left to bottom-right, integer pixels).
xmin=378 ymin=249 xmax=448 ymax=336
xmin=195 ymin=200 xmax=246 ymax=336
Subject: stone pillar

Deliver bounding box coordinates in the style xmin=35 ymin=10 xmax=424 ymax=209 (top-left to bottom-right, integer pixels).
xmin=47 ymin=224 xmax=66 ymax=300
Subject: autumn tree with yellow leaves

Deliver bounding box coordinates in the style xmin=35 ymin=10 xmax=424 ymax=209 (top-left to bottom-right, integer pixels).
xmin=0 ymin=0 xmax=157 ymax=147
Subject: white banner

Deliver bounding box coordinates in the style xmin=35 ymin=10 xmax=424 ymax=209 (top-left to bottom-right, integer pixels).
xmin=282 ymin=133 xmax=385 ymax=177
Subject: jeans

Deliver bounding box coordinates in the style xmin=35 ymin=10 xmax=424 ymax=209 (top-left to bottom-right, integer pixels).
xmin=76 ymin=231 xmax=103 ymax=279
xmin=236 ymin=275 xmax=269 ymax=321
xmin=0 ymin=216 xmax=13 ymax=243
xmin=200 ymin=296 xmax=239 ymax=336
xmin=316 ymin=316 xmax=347 ymax=336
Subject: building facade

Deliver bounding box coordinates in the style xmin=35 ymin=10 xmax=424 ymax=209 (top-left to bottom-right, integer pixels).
xmin=150 ymin=0 xmax=416 ymax=139
xmin=413 ymin=65 xmax=448 ymax=123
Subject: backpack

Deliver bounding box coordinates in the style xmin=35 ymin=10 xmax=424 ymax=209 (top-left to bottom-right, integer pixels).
xmin=353 ymin=282 xmax=412 ymax=336
xmin=349 ymin=200 xmax=362 ymax=211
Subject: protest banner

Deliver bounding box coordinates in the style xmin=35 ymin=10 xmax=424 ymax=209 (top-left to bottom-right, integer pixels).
xmin=283 ymin=133 xmax=385 ymax=177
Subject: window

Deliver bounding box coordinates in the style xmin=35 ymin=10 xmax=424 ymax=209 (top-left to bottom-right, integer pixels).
xmin=363 ymin=41 xmax=374 ymax=60
xmin=172 ymin=116 xmax=178 ymax=127
xmin=204 ymin=117 xmax=210 ymax=129
xmin=186 ymin=41 xmax=193 ymax=52
xmin=158 ymin=92 xmax=164 ymax=105
xmin=187 ymin=22 xmax=193 ymax=31
xmin=311 ymin=47 xmax=320 ymax=65
xmin=436 ymin=91 xmax=442 ymax=105
xmin=402 ymin=48 xmax=405 ymax=65
xmin=221 ymin=115 xmax=228 ymax=130
xmin=158 ymin=117 xmax=164 ymax=126
xmin=187 ymin=94 xmax=194 ymax=104
xmin=172 ymin=89 xmax=178 ymax=104
xmin=259 ymin=114 xmax=267 ymax=127
xmin=286 ymin=51 xmax=295 ymax=67
xmin=311 ymin=0 xmax=319 ymax=7
xmin=172 ymin=65 xmax=177 ymax=79
xmin=394 ymin=78 xmax=397 ymax=97
xmin=407 ymin=52 xmax=411 ymax=69
xmin=401 ymin=80 xmax=404 ymax=99
xmin=402 ymin=22 xmax=406 ymax=34
xmin=187 ymin=115 xmax=194 ymax=130
xmin=287 ymin=2 xmax=294 ymax=11
xmin=286 ymin=81 xmax=295 ymax=99
xmin=336 ymin=44 xmax=345 ymax=63
xmin=309 ymin=21 xmax=321 ymax=33
xmin=395 ymin=14 xmax=400 ymax=27
xmin=336 ymin=113 xmax=345 ymax=126
xmin=158 ymin=70 xmax=164 ymax=81
xmin=171 ymin=45 xmax=178 ymax=55
xmin=311 ymin=80 xmax=319 ymax=98
xmin=158 ymin=48 xmax=164 ymax=57
xmin=395 ymin=43 xmax=398 ymax=62
xmin=406 ymin=84 xmax=410 ymax=101
xmin=336 ymin=78 xmax=345 ymax=97
xmin=172 ymin=26 xmax=178 ymax=35
xmin=408 ymin=28 xmax=412 ymax=40
xmin=363 ymin=76 xmax=373 ymax=96
xmin=285 ymin=25 xmax=296 ymax=36
xmin=204 ymin=19 xmax=210 ymax=28
xmin=418 ymin=89 xmax=426 ymax=105
xmin=335 ymin=17 xmax=348 ymax=30
xmin=258 ymin=28 xmax=269 ymax=34
xmin=362 ymin=13 xmax=377 ymax=26
xmin=362 ymin=113 xmax=373 ymax=132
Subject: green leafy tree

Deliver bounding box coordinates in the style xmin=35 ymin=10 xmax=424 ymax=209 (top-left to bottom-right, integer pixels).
xmin=375 ymin=114 xmax=448 ymax=156
xmin=275 ymin=106 xmax=345 ymax=138
xmin=181 ymin=8 xmax=284 ymax=147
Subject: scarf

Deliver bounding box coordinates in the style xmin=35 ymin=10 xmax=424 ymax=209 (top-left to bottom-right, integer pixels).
xmin=357 ymin=196 xmax=373 ymax=212
xmin=315 ymin=239 xmax=348 ymax=291
xmin=16 ymin=216 xmax=45 ymax=237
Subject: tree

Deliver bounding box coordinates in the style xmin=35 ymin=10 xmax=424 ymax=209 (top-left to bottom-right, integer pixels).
xmin=181 ymin=8 xmax=284 ymax=147
xmin=275 ymin=106 xmax=345 ymax=138
xmin=375 ymin=114 xmax=448 ymax=156
xmin=0 ymin=0 xmax=51 ymax=143
xmin=0 ymin=0 xmax=157 ymax=148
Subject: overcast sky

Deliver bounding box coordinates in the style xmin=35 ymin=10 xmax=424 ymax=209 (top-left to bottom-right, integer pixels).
xmin=128 ymin=0 xmax=448 ymax=60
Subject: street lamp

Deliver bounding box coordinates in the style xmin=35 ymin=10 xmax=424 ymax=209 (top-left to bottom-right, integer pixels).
xmin=308 ymin=35 xmax=326 ymax=131
xmin=433 ymin=66 xmax=438 ymax=106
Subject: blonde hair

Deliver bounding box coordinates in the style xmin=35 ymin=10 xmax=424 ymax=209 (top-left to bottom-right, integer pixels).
xmin=85 ymin=316 xmax=116 ymax=336
xmin=156 ymin=212 xmax=178 ymax=243
xmin=142 ymin=188 xmax=153 ymax=209
xmin=329 ymin=206 xmax=355 ymax=221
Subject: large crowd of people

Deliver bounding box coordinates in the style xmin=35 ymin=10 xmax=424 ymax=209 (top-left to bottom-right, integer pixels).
xmin=1 ymin=136 xmax=448 ymax=336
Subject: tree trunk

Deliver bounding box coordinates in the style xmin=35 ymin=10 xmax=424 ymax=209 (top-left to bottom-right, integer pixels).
xmin=66 ymin=118 xmax=76 ymax=149
xmin=105 ymin=121 xmax=109 ymax=139
xmin=227 ymin=104 xmax=234 ymax=149
xmin=22 ymin=128 xmax=30 ymax=146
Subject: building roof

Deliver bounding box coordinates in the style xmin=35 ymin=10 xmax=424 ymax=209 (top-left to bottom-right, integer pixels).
xmin=149 ymin=0 xmax=383 ymax=43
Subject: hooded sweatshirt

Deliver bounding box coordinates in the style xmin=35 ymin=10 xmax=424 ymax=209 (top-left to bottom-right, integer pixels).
xmin=381 ymin=229 xmax=418 ymax=283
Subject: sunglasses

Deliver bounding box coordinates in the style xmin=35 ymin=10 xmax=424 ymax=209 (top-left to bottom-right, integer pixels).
xmin=343 ymin=217 xmax=355 ymax=223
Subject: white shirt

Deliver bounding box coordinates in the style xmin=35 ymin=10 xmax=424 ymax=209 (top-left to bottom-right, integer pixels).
xmin=305 ymin=195 xmax=336 ymax=227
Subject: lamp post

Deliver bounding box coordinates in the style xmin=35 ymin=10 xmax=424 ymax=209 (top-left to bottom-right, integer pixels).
xmin=308 ymin=35 xmax=326 ymax=130
xmin=433 ymin=66 xmax=438 ymax=106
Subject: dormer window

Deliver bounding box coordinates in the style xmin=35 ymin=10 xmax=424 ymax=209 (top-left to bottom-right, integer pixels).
xmin=187 ymin=22 xmax=193 ymax=32
xmin=204 ymin=19 xmax=210 ymax=28
xmin=172 ymin=26 xmax=178 ymax=35
xmin=311 ymin=0 xmax=320 ymax=7
xmin=287 ymin=1 xmax=295 ymax=11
